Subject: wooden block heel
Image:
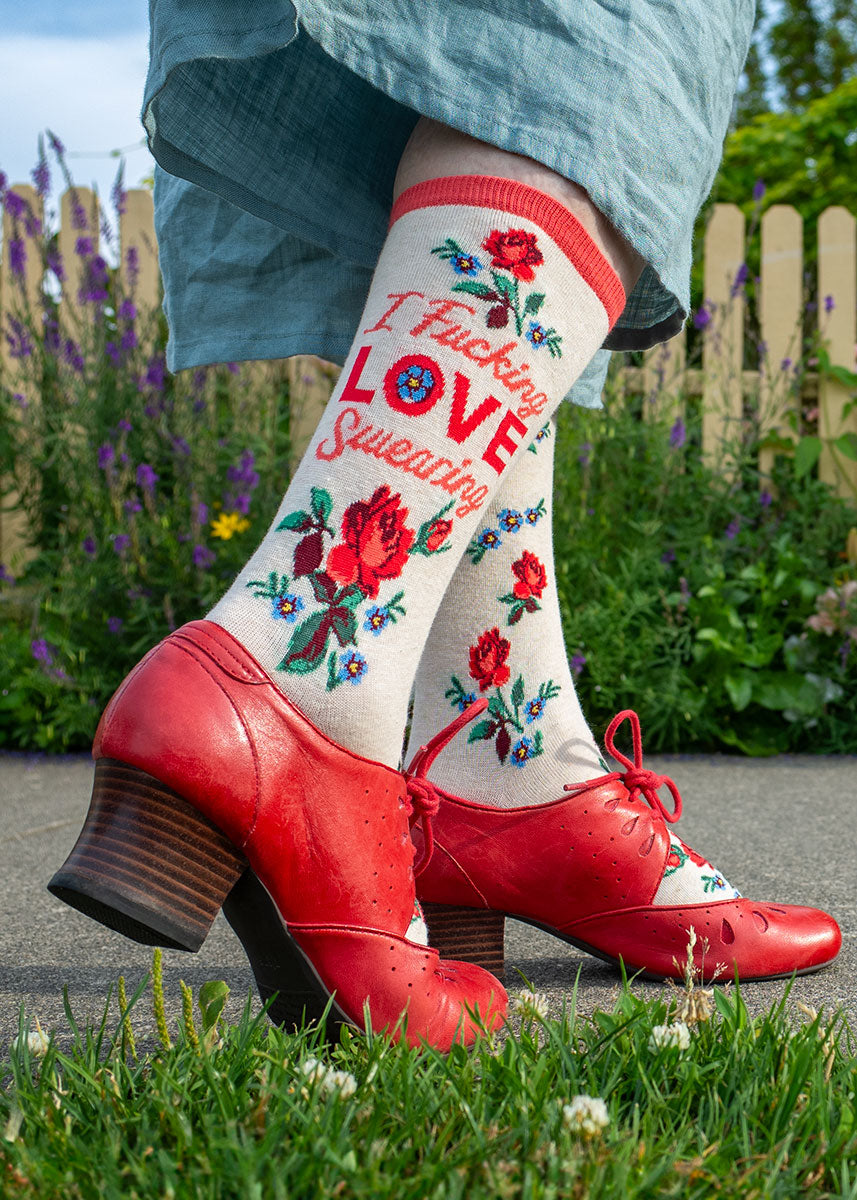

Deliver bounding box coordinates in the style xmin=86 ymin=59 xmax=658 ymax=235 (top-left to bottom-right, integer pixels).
xmin=421 ymin=904 xmax=506 ymax=982
xmin=48 ymin=758 xmax=248 ymax=952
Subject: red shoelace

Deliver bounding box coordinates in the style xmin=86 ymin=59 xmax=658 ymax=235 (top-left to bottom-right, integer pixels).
xmin=564 ymin=709 xmax=683 ymax=824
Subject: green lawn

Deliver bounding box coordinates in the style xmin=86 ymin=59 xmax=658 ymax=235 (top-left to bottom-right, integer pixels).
xmin=2 ymin=949 xmax=856 ymax=1199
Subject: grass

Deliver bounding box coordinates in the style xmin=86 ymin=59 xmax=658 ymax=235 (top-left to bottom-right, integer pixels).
xmin=2 ymin=948 xmax=856 ymax=1199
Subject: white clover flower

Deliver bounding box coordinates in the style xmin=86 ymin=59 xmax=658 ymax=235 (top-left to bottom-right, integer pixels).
xmin=512 ymin=990 xmax=550 ymax=1020
xmin=562 ymin=1094 xmax=610 ymax=1139
xmin=10 ymin=1027 xmax=49 ymax=1058
xmin=648 ymin=1021 xmax=692 ymax=1052
xmin=300 ymin=1057 xmax=358 ymax=1098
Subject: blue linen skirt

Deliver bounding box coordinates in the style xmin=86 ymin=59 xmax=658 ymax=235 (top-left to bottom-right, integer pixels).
xmin=143 ymin=0 xmax=755 ymax=407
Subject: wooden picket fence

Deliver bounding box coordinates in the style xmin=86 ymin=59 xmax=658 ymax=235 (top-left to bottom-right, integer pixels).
xmin=1 ymin=185 xmax=856 ymax=562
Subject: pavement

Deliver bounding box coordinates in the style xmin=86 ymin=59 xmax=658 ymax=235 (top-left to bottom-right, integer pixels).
xmin=1 ymin=751 xmax=855 ymax=1049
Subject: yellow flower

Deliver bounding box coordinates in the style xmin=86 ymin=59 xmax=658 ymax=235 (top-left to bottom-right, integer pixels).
xmin=210 ymin=512 xmax=250 ymax=540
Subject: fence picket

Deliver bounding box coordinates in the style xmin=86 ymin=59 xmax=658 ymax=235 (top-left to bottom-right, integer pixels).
xmin=758 ymin=204 xmax=803 ymax=484
xmin=701 ymin=203 xmax=745 ymax=465
xmin=817 ymin=206 xmax=857 ymax=494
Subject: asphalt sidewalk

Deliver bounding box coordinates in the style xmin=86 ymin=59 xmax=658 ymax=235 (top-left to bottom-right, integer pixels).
xmin=1 ymin=751 xmax=855 ymax=1047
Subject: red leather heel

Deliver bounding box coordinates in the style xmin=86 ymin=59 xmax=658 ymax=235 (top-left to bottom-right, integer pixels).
xmin=48 ymin=758 xmax=247 ymax=951
xmin=48 ymin=621 xmax=507 ymax=1049
xmin=422 ymin=904 xmax=506 ymax=981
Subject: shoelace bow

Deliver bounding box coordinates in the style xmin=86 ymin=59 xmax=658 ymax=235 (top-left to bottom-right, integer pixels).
xmin=404 ymin=697 xmax=490 ymax=876
xmin=564 ymin=709 xmax=683 ymax=825
xmin=405 ymin=776 xmax=442 ymax=875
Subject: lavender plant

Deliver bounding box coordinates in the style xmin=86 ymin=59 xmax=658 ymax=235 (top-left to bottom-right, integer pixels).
xmin=0 ymin=142 xmax=292 ymax=749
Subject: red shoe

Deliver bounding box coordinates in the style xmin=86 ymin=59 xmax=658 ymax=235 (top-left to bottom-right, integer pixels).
xmin=48 ymin=621 xmax=506 ymax=1049
xmin=409 ymin=709 xmax=841 ymax=983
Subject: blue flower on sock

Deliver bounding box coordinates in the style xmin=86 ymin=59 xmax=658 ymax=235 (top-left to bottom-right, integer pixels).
xmin=451 ymin=252 xmax=483 ymax=276
xmin=510 ymin=736 xmax=535 ymax=767
xmin=524 ymin=507 xmax=542 ymax=526
xmin=364 ymin=606 xmax=391 ymax=636
xmin=338 ymin=650 xmax=368 ymax=685
xmin=457 ymin=691 xmax=478 ymax=712
xmin=476 ymin=528 xmax=502 ymax=551
xmin=396 ymin=364 xmax=436 ymax=405
xmin=524 ymin=696 xmax=546 ymax=723
xmin=498 ymin=508 xmax=523 ymax=533
xmin=526 ymin=322 xmax=549 ymax=349
xmin=271 ymin=593 xmax=304 ymax=623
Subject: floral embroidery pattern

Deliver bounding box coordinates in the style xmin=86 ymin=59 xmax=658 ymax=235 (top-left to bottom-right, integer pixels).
xmin=500 ymin=551 xmax=547 ymax=625
xmin=447 ymin=668 xmax=561 ymax=767
xmin=469 ymin=627 xmax=511 ymax=691
xmin=467 ymin=498 xmax=545 ymax=565
xmin=662 ymin=839 xmax=741 ymax=897
xmin=431 ymin=230 xmax=563 ymax=356
xmin=247 ymin=485 xmax=453 ymax=690
xmin=527 ymin=422 xmax=552 ymax=454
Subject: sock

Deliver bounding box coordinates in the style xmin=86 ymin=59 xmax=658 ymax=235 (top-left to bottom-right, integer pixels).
xmin=406 ymin=418 xmax=741 ymax=907
xmin=209 ymin=176 xmax=624 ymax=778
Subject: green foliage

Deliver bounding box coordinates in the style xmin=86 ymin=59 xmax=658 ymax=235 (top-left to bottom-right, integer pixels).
xmin=714 ymin=78 xmax=857 ymax=222
xmin=553 ymin=380 xmax=857 ymax=755
xmin=2 ymin=963 xmax=857 ymax=1198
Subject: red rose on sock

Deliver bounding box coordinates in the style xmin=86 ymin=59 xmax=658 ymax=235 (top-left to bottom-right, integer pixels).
xmin=469 ymin=627 xmax=511 ymax=691
xmin=425 ymin=517 xmax=453 ymax=552
xmin=482 ymin=229 xmax=544 ymax=282
xmin=682 ymin=841 xmax=708 ymax=868
xmin=326 ymin=485 xmax=415 ymax=598
xmin=511 ymin=551 xmax=547 ymax=599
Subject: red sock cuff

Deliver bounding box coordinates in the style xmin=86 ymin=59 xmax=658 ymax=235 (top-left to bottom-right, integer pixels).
xmin=390 ymin=174 xmax=626 ymax=330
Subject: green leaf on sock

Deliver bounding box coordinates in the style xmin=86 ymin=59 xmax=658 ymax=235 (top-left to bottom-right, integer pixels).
xmin=523 ymin=292 xmax=545 ymax=316
xmin=468 ymin=719 xmax=497 ymax=743
xmin=511 ymin=676 xmax=525 ymax=709
xmin=451 ymin=281 xmax=497 ymax=299
xmin=279 ymin=611 xmax=331 ymax=672
xmin=277 ymin=509 xmax=313 ymax=532
xmin=310 ymin=487 xmax=333 ymax=526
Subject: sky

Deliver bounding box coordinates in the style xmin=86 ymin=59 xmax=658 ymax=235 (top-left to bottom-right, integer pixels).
xmin=0 ymin=1 xmax=153 ymax=216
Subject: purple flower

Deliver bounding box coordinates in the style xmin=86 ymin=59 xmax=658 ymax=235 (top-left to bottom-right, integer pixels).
xmin=759 ymin=490 xmax=773 ymax=508
xmin=661 ymin=549 xmax=676 ymax=564
xmin=136 ymin=463 xmax=159 ymax=492
xmin=112 ymin=534 xmax=130 ymax=556
xmin=570 ymin=652 xmax=586 ymax=677
xmin=80 ymin=255 xmax=109 ymax=304
xmin=143 ymin=356 xmax=165 ymax=392
xmin=47 ymin=250 xmax=64 ymax=282
xmin=121 ymin=328 xmax=137 ymax=352
xmin=125 ymin=245 xmax=139 ymax=285
xmin=578 ymin=441 xmax=592 ymax=468
xmin=124 ymin=498 xmax=142 ymax=515
xmin=107 ymin=616 xmax=124 ymax=634
xmin=111 ymin=169 xmax=126 ymax=217
xmin=105 ymin=341 xmax=121 ymax=368
xmin=31 ymin=156 xmax=50 ymax=197
xmin=75 ymin=236 xmax=94 ymax=257
xmin=693 ymin=304 xmax=712 ymax=330
xmin=193 ymin=398 xmax=207 ymax=415
xmin=193 ymin=544 xmax=216 ymax=569
xmin=730 ymin=263 xmax=749 ymax=298
xmin=679 ymin=576 xmax=691 ymax=601
xmin=5 ymin=316 xmax=33 ymax=359
xmin=725 ymin=516 xmax=741 ymax=540
xmin=9 ymin=237 xmax=26 ymax=278
xmin=669 ymin=417 xmax=686 ymax=449
xmin=195 ymin=501 xmax=209 ymax=524
xmin=227 ymin=362 xmax=240 ymax=374
xmin=31 ymin=639 xmax=55 ymax=665
xmin=48 ymin=132 xmax=65 ymax=155
xmin=3 ymin=192 xmax=26 ymax=219
xmin=0 ymin=170 xmax=6 ymax=192
xmin=192 ymin=368 xmax=207 ymax=393
xmin=171 ymin=436 xmax=191 ymax=457
xmin=781 ymin=357 xmax=792 ymax=371
xmin=752 ymin=179 xmax=766 ymax=203
xmin=70 ymin=196 xmax=87 ymax=230
xmin=44 ymin=317 xmax=60 ymax=356
xmin=82 ymin=536 xmax=97 ymax=557
xmin=0 ymin=563 xmax=16 ymax=585
xmin=63 ymin=339 xmax=85 ymax=374
xmin=117 ymin=418 xmax=132 ymax=433
xmin=824 ymin=295 xmax=835 ymax=314
xmin=97 ymin=443 xmax=115 ymax=470
xmin=118 ymin=299 xmax=136 ymax=321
